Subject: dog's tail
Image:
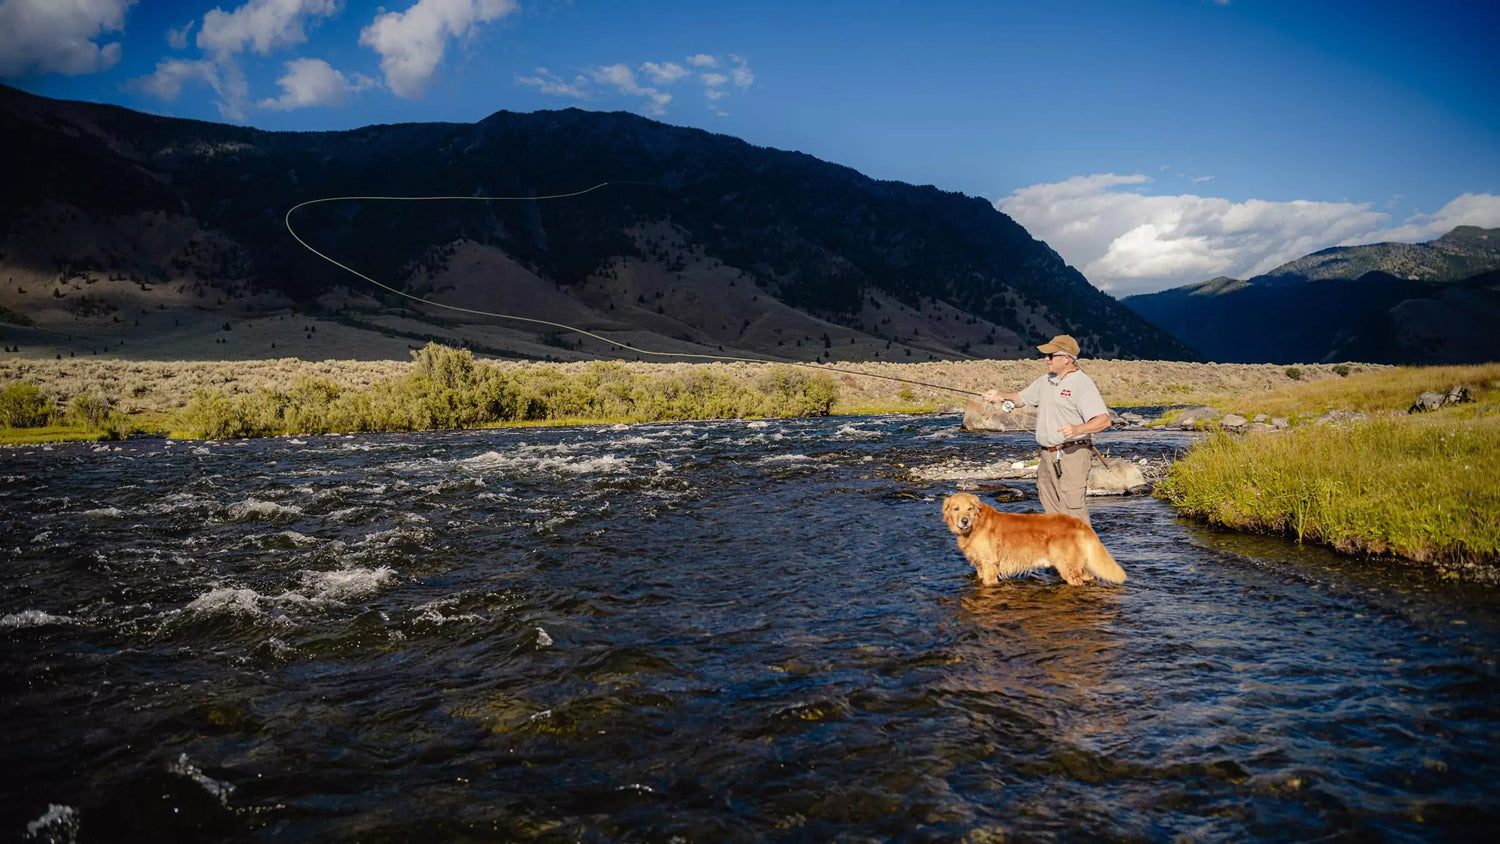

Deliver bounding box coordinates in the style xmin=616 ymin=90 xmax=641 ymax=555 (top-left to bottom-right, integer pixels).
xmin=1085 ymin=533 xmax=1127 ymax=584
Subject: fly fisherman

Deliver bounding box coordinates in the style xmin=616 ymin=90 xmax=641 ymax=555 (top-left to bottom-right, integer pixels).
xmin=982 ymin=334 xmax=1112 ymax=526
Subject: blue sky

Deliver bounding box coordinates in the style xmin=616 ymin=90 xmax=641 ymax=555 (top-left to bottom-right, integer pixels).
xmin=3 ymin=0 xmax=1498 ymax=296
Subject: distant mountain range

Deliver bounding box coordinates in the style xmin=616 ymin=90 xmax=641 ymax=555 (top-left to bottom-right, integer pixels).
xmin=0 ymin=84 xmax=1196 ymax=364
xmin=1122 ymin=227 xmax=1500 ymax=364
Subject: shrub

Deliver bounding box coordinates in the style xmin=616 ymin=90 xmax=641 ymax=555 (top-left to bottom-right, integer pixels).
xmin=1285 ymin=367 xmax=1303 ymax=381
xmin=0 ymin=381 xmax=54 ymax=427
xmin=68 ymin=387 xmax=114 ymax=428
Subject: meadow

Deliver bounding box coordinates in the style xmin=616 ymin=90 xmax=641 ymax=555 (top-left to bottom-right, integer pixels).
xmin=0 ymin=345 xmax=1368 ymax=441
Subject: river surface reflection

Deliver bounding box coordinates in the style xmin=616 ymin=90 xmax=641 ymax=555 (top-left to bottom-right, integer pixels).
xmin=3 ymin=414 xmax=1497 ymax=841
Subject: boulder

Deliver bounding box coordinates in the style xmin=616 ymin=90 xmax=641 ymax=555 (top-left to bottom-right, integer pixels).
xmin=1411 ymin=385 xmax=1475 ymax=413
xmin=1410 ymin=391 xmax=1446 ymax=413
xmin=1088 ymin=455 xmax=1149 ymax=495
xmin=961 ymin=398 xmax=1037 ymax=432
xmin=1221 ymin=413 xmax=1248 ymax=428
xmin=1170 ymin=406 xmax=1221 ymax=429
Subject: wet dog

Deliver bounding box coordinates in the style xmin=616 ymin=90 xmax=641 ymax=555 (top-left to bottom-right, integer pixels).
xmin=941 ymin=492 xmax=1126 ymax=586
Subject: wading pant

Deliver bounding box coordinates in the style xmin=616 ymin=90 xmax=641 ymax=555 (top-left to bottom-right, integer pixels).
xmin=1037 ymin=442 xmax=1093 ymax=527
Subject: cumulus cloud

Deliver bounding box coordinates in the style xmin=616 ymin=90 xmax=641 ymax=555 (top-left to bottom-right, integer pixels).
xmin=134 ymin=0 xmax=355 ymax=119
xmin=1361 ymin=193 xmax=1500 ymax=244
xmin=258 ymin=57 xmax=374 ymax=110
xmin=359 ymin=0 xmax=519 ymax=98
xmin=197 ymin=0 xmax=340 ymax=58
xmin=997 ymin=175 xmax=1500 ymax=298
xmin=0 ymin=0 xmax=135 ymax=77
xmin=685 ymin=53 xmax=717 ymax=68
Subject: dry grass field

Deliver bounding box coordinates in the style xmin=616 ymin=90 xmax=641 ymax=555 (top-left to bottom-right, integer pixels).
xmin=0 ymin=352 xmax=1374 ymax=424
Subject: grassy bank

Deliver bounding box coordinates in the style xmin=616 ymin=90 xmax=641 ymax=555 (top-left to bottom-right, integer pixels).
xmin=1158 ymin=364 xmax=1500 ymax=566
xmin=2 ymin=347 xmax=1369 ymax=443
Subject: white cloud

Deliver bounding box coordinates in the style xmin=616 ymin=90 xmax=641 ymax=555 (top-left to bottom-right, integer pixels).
xmin=997 ymin=175 xmax=1500 ymax=298
xmin=1360 ymin=193 xmax=1500 ymax=244
xmin=129 ymin=57 xmax=216 ymax=101
xmin=515 ymin=66 xmax=586 ymax=99
xmin=198 ymin=0 xmax=340 ymax=58
xmin=258 ymin=57 xmax=373 ymax=110
xmin=132 ymin=55 xmax=251 ymax=120
xmin=0 ymin=0 xmax=135 ymax=77
xmin=729 ymin=54 xmax=753 ymax=88
xmin=641 ymin=61 xmax=687 ymax=85
xmin=167 ymin=20 xmax=195 ymax=50
xmin=590 ymin=63 xmax=670 ymax=115
xmin=359 ymin=0 xmax=519 ymax=98
xmin=520 ymin=53 xmax=754 ymax=117
xmin=134 ymin=0 xmax=357 ymax=121
xmin=702 ymin=72 xmax=729 ymax=100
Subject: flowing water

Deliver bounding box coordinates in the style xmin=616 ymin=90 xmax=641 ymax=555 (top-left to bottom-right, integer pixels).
xmin=3 ymin=415 xmax=1498 ymax=842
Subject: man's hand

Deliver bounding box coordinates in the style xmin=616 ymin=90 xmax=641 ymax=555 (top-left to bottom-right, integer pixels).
xmin=1058 ymin=413 xmax=1112 ymax=440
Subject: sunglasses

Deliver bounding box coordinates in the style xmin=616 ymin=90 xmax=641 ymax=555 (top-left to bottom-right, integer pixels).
xmin=1043 ymin=352 xmax=1067 ymax=360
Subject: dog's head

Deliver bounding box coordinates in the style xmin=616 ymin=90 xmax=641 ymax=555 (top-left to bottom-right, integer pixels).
xmin=942 ymin=492 xmax=984 ymax=536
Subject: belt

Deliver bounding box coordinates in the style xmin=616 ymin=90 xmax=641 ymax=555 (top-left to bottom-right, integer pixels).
xmin=1040 ymin=439 xmax=1111 ymax=470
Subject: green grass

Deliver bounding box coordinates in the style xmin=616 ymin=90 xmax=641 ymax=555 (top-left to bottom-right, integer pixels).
xmin=1156 ymin=408 xmax=1500 ymax=564
xmin=0 ymin=424 xmax=119 ymax=445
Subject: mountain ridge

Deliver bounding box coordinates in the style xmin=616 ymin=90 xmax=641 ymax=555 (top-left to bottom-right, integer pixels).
xmin=0 ymin=84 xmax=1198 ymax=364
xmin=1122 ymin=227 xmax=1500 ymax=364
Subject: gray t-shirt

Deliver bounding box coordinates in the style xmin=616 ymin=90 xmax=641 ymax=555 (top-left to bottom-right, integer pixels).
xmin=1019 ymin=369 xmax=1109 ymax=448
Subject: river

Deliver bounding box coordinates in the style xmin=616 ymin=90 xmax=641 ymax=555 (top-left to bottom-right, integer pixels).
xmin=3 ymin=414 xmax=1497 ymax=841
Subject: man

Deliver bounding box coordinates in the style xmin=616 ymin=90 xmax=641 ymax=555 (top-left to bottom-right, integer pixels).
xmin=982 ymin=334 xmax=1111 ymax=526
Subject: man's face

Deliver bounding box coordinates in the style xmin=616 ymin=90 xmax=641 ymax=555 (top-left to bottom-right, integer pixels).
xmin=1045 ymin=352 xmax=1073 ymax=375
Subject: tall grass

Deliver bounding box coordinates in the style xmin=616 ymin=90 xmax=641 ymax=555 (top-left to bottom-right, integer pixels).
xmin=1157 ymin=409 xmax=1500 ymax=564
xmin=168 ymin=343 xmax=839 ymax=439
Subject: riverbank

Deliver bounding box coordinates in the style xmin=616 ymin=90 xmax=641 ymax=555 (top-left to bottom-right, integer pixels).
xmin=1155 ymin=363 xmax=1500 ymax=570
xmin=0 ymin=346 xmax=1374 ymax=441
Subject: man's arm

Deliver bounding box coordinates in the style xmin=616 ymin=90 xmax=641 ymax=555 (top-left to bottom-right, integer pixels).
xmin=981 ymin=389 xmax=1022 ymax=404
xmin=1058 ymin=413 xmax=1111 ymax=440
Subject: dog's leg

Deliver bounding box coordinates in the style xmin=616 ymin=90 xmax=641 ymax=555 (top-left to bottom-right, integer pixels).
xmin=1054 ymin=556 xmax=1092 ymax=586
xmin=977 ymin=557 xmax=1001 ymax=586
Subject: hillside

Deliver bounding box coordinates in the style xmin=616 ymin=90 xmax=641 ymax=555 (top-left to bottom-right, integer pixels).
xmin=1122 ymin=227 xmax=1500 ymax=364
xmin=0 ymin=85 xmax=1196 ymax=365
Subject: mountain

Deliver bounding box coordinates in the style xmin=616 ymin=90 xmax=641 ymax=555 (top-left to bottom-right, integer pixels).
xmin=1122 ymin=227 xmax=1500 ymax=364
xmin=0 ymin=84 xmax=1197 ymax=364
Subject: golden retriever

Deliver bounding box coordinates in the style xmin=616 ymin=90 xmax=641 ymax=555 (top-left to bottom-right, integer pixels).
xmin=941 ymin=492 xmax=1126 ymax=586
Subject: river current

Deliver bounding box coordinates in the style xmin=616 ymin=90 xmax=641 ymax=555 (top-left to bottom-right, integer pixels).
xmin=3 ymin=414 xmax=1498 ymax=841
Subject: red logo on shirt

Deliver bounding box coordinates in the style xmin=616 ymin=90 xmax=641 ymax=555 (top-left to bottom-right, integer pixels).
xmin=1060 ymin=389 xmax=1071 ymax=397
